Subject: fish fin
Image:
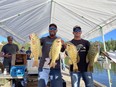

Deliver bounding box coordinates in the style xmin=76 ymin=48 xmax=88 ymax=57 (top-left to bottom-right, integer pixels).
xmin=49 ymin=50 xmax=51 ymax=59
xmin=50 ymin=61 xmax=56 ymax=68
xmin=87 ymin=63 xmax=93 ymax=72
xmin=77 ymin=55 xmax=80 ymax=63
xmin=94 ymin=53 xmax=99 ymax=62
xmin=86 ymin=55 xmax=89 ymax=63
xmin=73 ymin=63 xmax=78 ymax=72
xmin=68 ymin=59 xmax=73 ymax=65
xmin=56 ymin=55 xmax=60 ymax=60
xmin=30 ymin=53 xmax=34 ymax=58
xmin=39 ymin=50 xmax=42 ymax=57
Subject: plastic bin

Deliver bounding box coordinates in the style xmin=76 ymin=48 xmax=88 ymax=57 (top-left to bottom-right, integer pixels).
xmin=10 ymin=65 xmax=26 ymax=77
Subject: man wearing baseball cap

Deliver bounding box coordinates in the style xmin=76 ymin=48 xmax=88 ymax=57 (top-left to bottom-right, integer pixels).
xmin=69 ymin=26 xmax=94 ymax=87
xmin=38 ymin=23 xmax=64 ymax=87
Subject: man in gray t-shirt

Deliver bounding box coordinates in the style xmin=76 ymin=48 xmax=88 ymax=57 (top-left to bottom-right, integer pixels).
xmin=1 ymin=36 xmax=19 ymax=72
xmin=38 ymin=23 xmax=64 ymax=87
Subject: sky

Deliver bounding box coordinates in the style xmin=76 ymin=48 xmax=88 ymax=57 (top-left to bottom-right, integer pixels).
xmin=0 ymin=29 xmax=116 ymax=42
xmin=90 ymin=29 xmax=116 ymax=42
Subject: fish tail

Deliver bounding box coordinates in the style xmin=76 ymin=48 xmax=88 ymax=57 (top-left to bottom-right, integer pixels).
xmin=73 ymin=63 xmax=78 ymax=72
xmin=50 ymin=61 xmax=56 ymax=68
xmin=87 ymin=64 xmax=93 ymax=72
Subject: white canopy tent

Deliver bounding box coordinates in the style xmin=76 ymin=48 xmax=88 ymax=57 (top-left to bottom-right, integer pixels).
xmin=0 ymin=0 xmax=116 ymax=43
xmin=0 ymin=0 xmax=116 ymax=86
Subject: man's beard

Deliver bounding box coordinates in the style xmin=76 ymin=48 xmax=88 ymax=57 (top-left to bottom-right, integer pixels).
xmin=50 ymin=32 xmax=56 ymax=37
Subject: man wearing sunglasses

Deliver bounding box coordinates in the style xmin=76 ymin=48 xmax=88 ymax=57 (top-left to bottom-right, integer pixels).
xmin=69 ymin=26 xmax=94 ymax=87
xmin=38 ymin=23 xmax=64 ymax=87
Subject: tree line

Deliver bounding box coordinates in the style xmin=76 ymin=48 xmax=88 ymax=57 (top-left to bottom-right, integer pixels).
xmin=98 ymin=39 xmax=116 ymax=52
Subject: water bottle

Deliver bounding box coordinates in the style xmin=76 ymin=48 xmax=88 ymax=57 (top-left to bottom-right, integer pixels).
xmin=3 ymin=68 xmax=7 ymax=75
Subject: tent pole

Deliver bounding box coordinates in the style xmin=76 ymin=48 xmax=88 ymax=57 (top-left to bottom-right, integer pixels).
xmin=50 ymin=0 xmax=53 ymax=23
xmin=100 ymin=26 xmax=112 ymax=87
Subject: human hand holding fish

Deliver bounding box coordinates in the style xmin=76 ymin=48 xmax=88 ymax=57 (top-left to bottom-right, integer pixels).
xmin=4 ymin=53 xmax=12 ymax=58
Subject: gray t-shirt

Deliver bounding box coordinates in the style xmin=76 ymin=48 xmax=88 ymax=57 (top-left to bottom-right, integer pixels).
xmin=1 ymin=43 xmax=19 ymax=57
xmin=39 ymin=36 xmax=61 ymax=69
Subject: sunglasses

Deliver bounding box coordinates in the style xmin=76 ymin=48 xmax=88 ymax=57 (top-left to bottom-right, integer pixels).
xmin=73 ymin=29 xmax=81 ymax=32
xmin=49 ymin=27 xmax=57 ymax=30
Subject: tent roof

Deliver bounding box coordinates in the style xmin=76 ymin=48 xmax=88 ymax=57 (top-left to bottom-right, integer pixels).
xmin=0 ymin=0 xmax=116 ymax=43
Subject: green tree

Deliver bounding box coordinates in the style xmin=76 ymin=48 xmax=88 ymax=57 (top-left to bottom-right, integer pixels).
xmin=93 ymin=40 xmax=116 ymax=52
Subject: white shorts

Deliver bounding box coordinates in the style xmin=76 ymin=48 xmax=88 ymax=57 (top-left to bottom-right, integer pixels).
xmin=38 ymin=68 xmax=50 ymax=85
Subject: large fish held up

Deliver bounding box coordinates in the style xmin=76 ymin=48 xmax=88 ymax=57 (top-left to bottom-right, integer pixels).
xmin=65 ymin=42 xmax=80 ymax=72
xmin=86 ymin=42 xmax=100 ymax=72
xmin=49 ymin=38 xmax=62 ymax=68
xmin=29 ymin=33 xmax=42 ymax=67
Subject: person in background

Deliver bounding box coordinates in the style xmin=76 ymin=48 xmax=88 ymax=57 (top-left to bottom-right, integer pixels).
xmin=1 ymin=36 xmax=19 ymax=73
xmin=26 ymin=47 xmax=31 ymax=60
xmin=38 ymin=23 xmax=65 ymax=87
xmin=69 ymin=26 xmax=94 ymax=87
xmin=20 ymin=46 xmax=26 ymax=54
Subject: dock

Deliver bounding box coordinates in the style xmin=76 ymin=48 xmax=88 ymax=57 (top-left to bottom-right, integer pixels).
xmin=61 ymin=68 xmax=106 ymax=87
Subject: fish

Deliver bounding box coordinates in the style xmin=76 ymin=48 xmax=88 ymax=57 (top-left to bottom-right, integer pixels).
xmin=65 ymin=42 xmax=80 ymax=72
xmin=0 ymin=62 xmax=4 ymax=73
xmin=49 ymin=38 xmax=62 ymax=68
xmin=86 ymin=42 xmax=100 ymax=72
xmin=29 ymin=33 xmax=42 ymax=67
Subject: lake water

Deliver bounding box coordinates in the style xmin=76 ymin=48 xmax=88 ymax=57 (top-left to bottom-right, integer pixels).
xmin=93 ymin=61 xmax=116 ymax=87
